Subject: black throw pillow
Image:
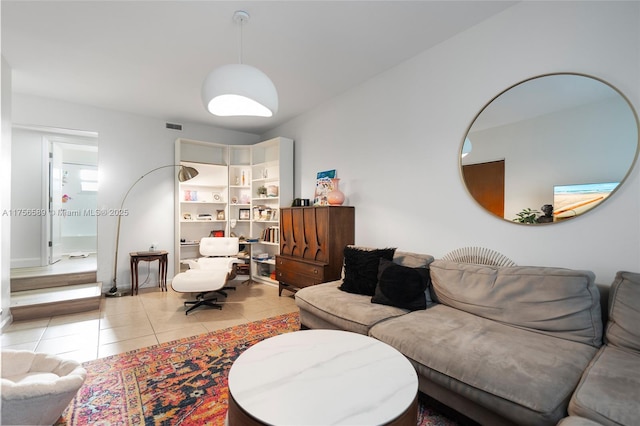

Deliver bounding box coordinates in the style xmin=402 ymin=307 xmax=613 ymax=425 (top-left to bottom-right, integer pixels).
xmin=371 ymin=257 xmax=432 ymax=311
xmin=339 ymin=247 xmax=396 ymax=296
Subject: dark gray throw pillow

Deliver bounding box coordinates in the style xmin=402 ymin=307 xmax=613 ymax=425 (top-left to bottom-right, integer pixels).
xmin=372 ymin=257 xmax=432 ymax=311
xmin=339 ymin=246 xmax=396 ymax=296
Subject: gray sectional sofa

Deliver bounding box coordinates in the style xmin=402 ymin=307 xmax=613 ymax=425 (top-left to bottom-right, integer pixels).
xmin=564 ymin=271 xmax=640 ymax=426
xmin=294 ymin=249 xmax=640 ymax=426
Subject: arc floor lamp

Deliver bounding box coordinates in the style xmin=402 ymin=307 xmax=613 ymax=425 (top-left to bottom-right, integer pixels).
xmin=106 ymin=164 xmax=199 ymax=297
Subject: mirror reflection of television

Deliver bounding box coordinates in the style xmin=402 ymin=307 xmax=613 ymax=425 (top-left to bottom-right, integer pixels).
xmin=553 ymin=182 xmax=619 ymax=219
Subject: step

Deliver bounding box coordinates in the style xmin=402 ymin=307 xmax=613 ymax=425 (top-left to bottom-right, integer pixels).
xmin=11 ymin=271 xmax=98 ymax=292
xmin=10 ymin=282 xmax=102 ymax=321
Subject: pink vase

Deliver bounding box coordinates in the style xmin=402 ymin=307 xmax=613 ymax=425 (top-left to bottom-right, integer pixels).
xmin=327 ymin=178 xmax=345 ymax=206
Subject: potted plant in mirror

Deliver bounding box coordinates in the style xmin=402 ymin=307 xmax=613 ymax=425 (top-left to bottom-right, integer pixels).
xmin=513 ymin=208 xmax=541 ymax=224
xmin=257 ymin=186 xmax=267 ymax=198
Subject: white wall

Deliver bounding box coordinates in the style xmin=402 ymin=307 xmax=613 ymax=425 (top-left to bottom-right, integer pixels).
xmin=11 ymin=94 xmax=260 ymax=290
xmin=1 ymin=56 xmax=13 ymax=328
xmin=263 ymin=1 xmax=640 ymax=285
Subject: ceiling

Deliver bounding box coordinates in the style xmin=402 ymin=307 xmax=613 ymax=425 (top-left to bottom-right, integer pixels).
xmin=2 ymin=1 xmax=516 ymax=135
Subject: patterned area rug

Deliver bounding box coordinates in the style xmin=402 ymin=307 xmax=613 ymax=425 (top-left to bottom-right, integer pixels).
xmin=56 ymin=312 xmax=456 ymax=425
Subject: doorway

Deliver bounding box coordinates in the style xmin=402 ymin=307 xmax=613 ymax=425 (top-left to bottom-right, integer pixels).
xmin=48 ymin=141 xmax=99 ymax=263
xmin=10 ymin=126 xmax=98 ymax=278
xmin=462 ymin=159 xmax=505 ymax=218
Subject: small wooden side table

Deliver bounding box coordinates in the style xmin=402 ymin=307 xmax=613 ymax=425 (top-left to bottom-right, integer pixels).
xmin=129 ymin=251 xmax=168 ymax=296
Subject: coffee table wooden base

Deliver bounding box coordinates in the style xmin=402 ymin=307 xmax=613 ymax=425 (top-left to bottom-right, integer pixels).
xmin=228 ymin=392 xmax=418 ymax=426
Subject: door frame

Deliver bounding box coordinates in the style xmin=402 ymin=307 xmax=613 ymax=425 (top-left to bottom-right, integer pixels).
xmin=31 ymin=127 xmax=99 ymax=266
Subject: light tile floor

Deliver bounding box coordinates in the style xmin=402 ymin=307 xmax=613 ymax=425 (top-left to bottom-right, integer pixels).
xmin=1 ymin=280 xmax=298 ymax=364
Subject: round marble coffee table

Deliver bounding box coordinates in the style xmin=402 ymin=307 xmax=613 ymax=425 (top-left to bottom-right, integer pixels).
xmin=227 ymin=329 xmax=418 ymax=425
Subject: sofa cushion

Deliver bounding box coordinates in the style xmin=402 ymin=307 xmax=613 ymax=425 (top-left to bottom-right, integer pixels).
xmin=569 ymin=345 xmax=640 ymax=425
xmin=371 ymin=258 xmax=432 ymax=311
xmin=370 ymin=305 xmax=599 ymax=425
xmin=557 ymin=416 xmax=606 ymax=426
xmin=392 ymin=250 xmax=434 ymax=268
xmin=339 ymin=246 xmax=396 ymax=295
xmin=429 ymin=260 xmax=602 ymax=347
xmin=296 ymin=280 xmax=408 ymax=335
xmin=605 ymin=271 xmax=640 ymax=352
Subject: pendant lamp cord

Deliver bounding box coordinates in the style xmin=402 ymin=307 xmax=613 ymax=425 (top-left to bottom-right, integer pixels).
xmin=238 ymin=15 xmax=244 ymax=64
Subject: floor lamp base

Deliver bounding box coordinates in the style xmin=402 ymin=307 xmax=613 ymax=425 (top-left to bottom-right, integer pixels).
xmin=105 ymin=285 xmax=130 ymax=298
xmin=105 ymin=291 xmax=130 ymax=298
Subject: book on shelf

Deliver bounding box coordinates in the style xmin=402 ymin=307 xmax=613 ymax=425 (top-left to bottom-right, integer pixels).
xmin=260 ymin=226 xmax=280 ymax=244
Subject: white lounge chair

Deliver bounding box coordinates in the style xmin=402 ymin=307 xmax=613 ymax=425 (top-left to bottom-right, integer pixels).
xmin=172 ymin=237 xmax=242 ymax=315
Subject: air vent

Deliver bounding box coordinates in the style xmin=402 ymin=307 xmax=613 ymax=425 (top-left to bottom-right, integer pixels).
xmin=166 ymin=122 xmax=183 ymax=131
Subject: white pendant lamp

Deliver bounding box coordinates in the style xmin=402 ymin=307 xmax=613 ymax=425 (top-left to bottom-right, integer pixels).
xmin=202 ymin=10 xmax=278 ymax=117
xmin=462 ymin=137 xmax=473 ymax=158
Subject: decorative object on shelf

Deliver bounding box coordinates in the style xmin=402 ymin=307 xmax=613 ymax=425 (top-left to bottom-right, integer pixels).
xmin=240 ymin=194 xmax=251 ymax=204
xmin=242 ymin=170 xmax=246 ymax=185
xmin=183 ymin=212 xmax=192 ymax=220
xmin=210 ymin=230 xmax=225 ymax=237
xmin=260 ymin=209 xmax=272 ymax=221
xmin=253 ymin=205 xmax=273 ymax=221
xmin=327 ymin=178 xmax=345 ymax=206
xmin=184 ymin=190 xmax=199 ymax=201
xmin=537 ymin=204 xmax=554 ymax=223
xmin=239 ymin=209 xmax=250 ymax=220
xmin=197 ymin=213 xmax=212 ymax=220
xmin=216 ymin=210 xmax=225 ymax=220
xmin=212 ymin=192 xmax=222 ymax=201
xmin=314 ymin=169 xmax=336 ymax=206
xmin=231 ymin=196 xmax=238 ymax=204
xmin=513 ymin=208 xmax=541 ymax=224
xmin=257 ymin=185 xmax=267 ymax=198
xmin=108 ymin=164 xmax=198 ymax=297
xmin=201 ymin=10 xmax=278 ymax=118
xmin=292 ymin=198 xmax=310 ymax=207
xmin=267 ymin=185 xmax=278 ymax=197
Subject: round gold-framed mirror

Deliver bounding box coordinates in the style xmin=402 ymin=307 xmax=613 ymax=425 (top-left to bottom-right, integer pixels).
xmin=461 ymin=73 xmax=639 ymax=225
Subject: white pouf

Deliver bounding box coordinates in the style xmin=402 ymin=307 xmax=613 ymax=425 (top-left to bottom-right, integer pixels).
xmin=1 ymin=350 xmax=87 ymax=426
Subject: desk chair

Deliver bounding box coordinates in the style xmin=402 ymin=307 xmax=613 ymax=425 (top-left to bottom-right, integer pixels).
xmin=172 ymin=237 xmax=241 ymax=315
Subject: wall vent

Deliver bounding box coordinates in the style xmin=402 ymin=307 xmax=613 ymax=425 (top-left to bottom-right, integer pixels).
xmin=166 ymin=122 xmax=183 ymax=131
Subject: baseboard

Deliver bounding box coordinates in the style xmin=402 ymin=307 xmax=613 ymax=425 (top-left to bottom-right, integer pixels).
xmin=0 ymin=312 xmax=13 ymax=331
xmin=10 ymin=258 xmax=41 ymax=269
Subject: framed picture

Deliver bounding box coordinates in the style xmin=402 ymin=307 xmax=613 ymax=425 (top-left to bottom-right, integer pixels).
xmin=267 ymin=185 xmax=279 ymax=197
xmin=209 ymin=230 xmax=225 ymax=237
xmin=216 ymin=210 xmax=225 ymax=220
xmin=314 ymin=169 xmax=336 ymax=206
xmin=239 ymin=208 xmax=250 ymax=220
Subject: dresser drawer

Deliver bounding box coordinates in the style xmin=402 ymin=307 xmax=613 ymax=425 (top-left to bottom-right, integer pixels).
xmin=276 ymin=256 xmax=328 ymax=288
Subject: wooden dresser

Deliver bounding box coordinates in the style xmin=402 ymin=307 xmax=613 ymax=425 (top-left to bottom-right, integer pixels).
xmin=276 ymin=206 xmax=355 ymax=295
